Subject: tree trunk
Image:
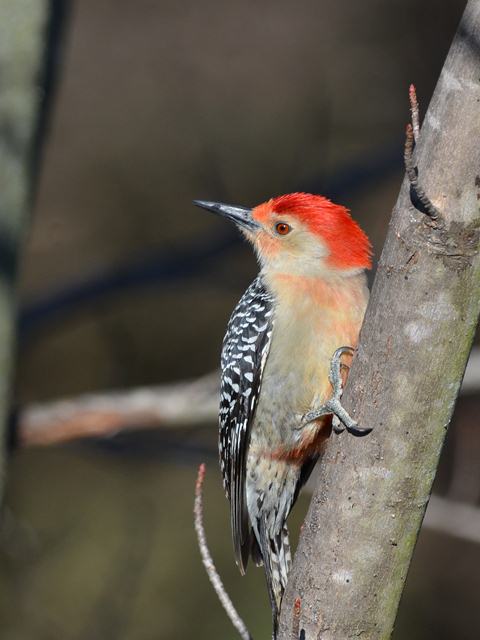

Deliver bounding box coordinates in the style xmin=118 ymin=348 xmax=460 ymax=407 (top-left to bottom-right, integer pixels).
xmin=0 ymin=2 xmax=52 ymax=494
xmin=278 ymin=1 xmax=480 ymax=638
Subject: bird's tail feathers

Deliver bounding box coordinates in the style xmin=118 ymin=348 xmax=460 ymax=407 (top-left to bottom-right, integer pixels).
xmin=258 ymin=519 xmax=292 ymax=638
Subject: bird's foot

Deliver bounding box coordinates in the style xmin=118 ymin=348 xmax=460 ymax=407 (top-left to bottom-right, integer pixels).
xmin=303 ymin=346 xmax=372 ymax=437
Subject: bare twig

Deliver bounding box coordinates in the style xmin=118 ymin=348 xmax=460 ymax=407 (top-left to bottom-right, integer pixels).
xmin=403 ymin=122 xmax=417 ymax=183
xmin=18 ymin=372 xmax=219 ymax=446
xmin=404 ymin=120 xmax=442 ymax=225
xmin=404 ymin=83 xmax=443 ymax=226
xmin=409 ymin=83 xmax=420 ymax=143
xmin=194 ymin=464 xmax=252 ymax=640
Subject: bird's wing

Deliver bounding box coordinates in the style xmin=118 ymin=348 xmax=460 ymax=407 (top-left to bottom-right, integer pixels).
xmin=219 ymin=276 xmax=274 ymax=573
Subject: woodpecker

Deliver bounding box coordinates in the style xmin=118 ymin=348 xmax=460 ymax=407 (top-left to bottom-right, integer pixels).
xmin=194 ymin=193 xmax=372 ymax=634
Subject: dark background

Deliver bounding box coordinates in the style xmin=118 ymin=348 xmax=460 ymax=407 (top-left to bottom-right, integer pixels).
xmin=0 ymin=1 xmax=478 ymax=638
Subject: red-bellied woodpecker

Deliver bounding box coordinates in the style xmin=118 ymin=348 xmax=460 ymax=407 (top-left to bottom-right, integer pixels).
xmin=194 ymin=193 xmax=372 ymax=635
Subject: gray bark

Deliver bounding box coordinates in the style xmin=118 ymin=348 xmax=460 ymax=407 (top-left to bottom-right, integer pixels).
xmin=278 ymin=1 xmax=480 ymax=638
xmin=0 ymin=2 xmax=50 ymax=492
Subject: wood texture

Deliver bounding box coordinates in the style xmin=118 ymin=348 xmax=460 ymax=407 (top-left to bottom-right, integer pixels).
xmin=278 ymin=1 xmax=480 ymax=637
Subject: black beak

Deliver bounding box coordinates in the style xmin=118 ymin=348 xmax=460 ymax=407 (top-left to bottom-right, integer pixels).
xmin=193 ymin=200 xmax=260 ymax=231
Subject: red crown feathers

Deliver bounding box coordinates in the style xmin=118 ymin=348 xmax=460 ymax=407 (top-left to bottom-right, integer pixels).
xmin=265 ymin=192 xmax=372 ymax=270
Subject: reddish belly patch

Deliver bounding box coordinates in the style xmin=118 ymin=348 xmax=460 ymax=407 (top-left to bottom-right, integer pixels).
xmin=266 ymin=417 xmax=332 ymax=465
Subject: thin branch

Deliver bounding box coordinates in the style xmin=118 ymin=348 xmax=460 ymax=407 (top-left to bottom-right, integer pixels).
xmin=18 ymin=371 xmax=219 ymax=447
xmin=409 ymin=83 xmax=420 ymax=143
xmin=403 ymin=122 xmax=416 ymax=184
xmin=194 ymin=464 xmax=252 ymax=640
xmin=404 ymin=82 xmax=443 ymax=226
xmin=404 ymin=123 xmax=442 ymax=225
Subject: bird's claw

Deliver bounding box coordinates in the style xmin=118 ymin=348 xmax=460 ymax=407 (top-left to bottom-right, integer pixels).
xmin=303 ymin=346 xmax=372 ymax=437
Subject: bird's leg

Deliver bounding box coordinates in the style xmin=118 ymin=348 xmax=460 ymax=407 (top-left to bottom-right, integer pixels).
xmin=303 ymin=346 xmax=372 ymax=437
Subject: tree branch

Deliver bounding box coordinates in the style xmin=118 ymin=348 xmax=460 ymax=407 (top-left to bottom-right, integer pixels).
xmin=18 ymin=372 xmax=219 ymax=446
xmin=278 ymin=1 xmax=480 ymax=638
xmin=194 ymin=464 xmax=252 ymax=640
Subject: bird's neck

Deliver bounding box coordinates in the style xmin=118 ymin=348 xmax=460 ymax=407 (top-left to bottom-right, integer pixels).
xmin=262 ymin=269 xmax=369 ymax=315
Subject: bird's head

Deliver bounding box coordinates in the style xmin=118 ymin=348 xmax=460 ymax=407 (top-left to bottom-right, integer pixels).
xmin=194 ymin=192 xmax=371 ymax=278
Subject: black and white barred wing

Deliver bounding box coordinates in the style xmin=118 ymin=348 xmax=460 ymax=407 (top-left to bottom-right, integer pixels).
xmin=219 ymin=276 xmax=274 ymax=573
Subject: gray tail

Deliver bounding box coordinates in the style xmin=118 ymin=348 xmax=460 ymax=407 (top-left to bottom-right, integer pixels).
xmin=258 ymin=520 xmax=292 ymax=638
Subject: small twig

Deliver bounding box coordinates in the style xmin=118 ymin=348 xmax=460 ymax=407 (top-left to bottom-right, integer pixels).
xmin=194 ymin=464 xmax=252 ymax=640
xmin=404 ymin=85 xmax=443 ymax=226
xmin=404 ymin=123 xmax=417 ymax=184
xmin=292 ymin=598 xmax=301 ymax=640
xmin=409 ymin=83 xmax=420 ymax=143
xmin=404 ymin=125 xmax=440 ymax=223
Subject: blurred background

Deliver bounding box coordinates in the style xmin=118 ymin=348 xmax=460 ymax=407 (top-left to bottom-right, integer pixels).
xmin=0 ymin=0 xmax=479 ymax=638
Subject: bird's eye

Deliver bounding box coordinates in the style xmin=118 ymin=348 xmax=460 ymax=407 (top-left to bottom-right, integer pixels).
xmin=274 ymin=222 xmax=291 ymax=236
